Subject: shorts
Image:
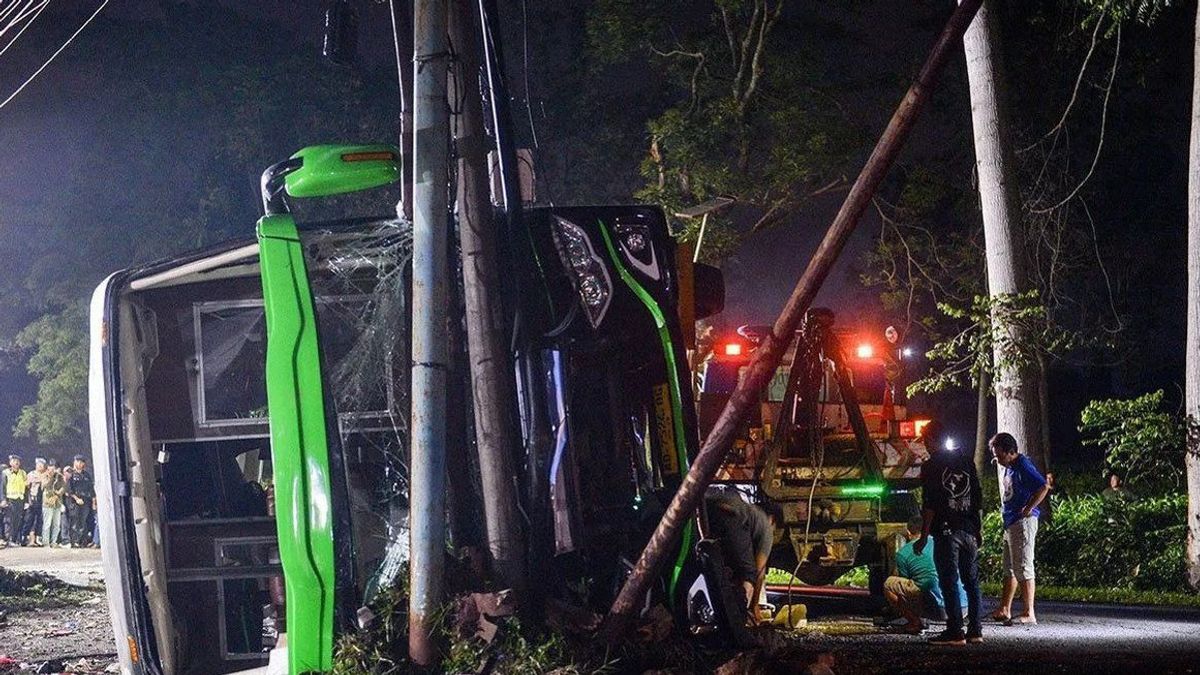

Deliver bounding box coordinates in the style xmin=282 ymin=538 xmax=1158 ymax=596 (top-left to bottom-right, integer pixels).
xmin=883 ymin=576 xmax=946 ymax=621
xmin=1002 ymin=516 xmax=1038 ymax=582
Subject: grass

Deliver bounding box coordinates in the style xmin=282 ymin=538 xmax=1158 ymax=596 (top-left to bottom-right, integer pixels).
xmin=980 ymin=582 xmax=1200 ymax=609
xmin=765 ymin=567 xmax=801 ymax=585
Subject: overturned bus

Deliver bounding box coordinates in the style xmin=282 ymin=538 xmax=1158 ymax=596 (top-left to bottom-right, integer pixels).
xmin=89 ymin=144 xmax=732 ymax=674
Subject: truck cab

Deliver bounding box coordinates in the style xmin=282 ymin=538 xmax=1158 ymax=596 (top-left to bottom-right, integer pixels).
xmin=698 ymin=309 xmax=930 ymax=588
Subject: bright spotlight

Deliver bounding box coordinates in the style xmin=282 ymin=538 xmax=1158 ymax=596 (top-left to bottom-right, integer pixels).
xmin=856 ymin=344 xmax=874 ymax=359
xmin=944 ymin=437 xmax=958 ymax=451
xmin=902 ymin=347 xmax=914 ymax=358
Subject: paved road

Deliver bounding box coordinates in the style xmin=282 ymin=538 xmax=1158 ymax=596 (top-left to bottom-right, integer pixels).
xmin=0 ymin=546 xmax=102 ymax=587
xmin=764 ymin=586 xmax=1200 ymax=674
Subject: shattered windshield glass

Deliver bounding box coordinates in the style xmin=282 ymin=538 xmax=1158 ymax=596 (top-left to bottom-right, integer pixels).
xmin=300 ymin=218 xmax=414 ymax=608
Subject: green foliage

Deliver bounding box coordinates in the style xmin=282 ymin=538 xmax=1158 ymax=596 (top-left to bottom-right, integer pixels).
xmin=979 ymin=494 xmax=1192 ymax=593
xmin=833 ymin=565 xmax=870 ymax=589
xmin=908 ymin=291 xmax=1081 ymax=397
xmin=587 ymin=0 xmax=857 ymax=262
xmin=764 ymin=567 xmax=802 ymax=586
xmin=1076 ymin=0 xmax=1173 ymax=25
xmin=13 ymin=305 xmax=88 ymax=446
xmin=1078 ymin=390 xmax=1185 ymax=488
xmin=443 ymin=619 xmax=591 ymax=675
xmin=332 ymin=585 xmax=409 ymax=675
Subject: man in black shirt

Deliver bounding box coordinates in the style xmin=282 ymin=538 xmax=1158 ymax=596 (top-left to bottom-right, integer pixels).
xmin=705 ymin=490 xmax=783 ymax=625
xmin=914 ymin=421 xmax=983 ymax=645
xmin=66 ymin=455 xmax=95 ymax=548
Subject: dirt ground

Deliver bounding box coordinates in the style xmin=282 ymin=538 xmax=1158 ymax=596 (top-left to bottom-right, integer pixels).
xmin=0 ymin=548 xmax=116 ymax=674
xmin=3 ymin=547 xmax=1199 ymax=674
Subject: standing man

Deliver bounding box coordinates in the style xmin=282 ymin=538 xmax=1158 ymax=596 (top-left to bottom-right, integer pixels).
xmin=990 ymin=432 xmax=1049 ymax=626
xmin=914 ymin=421 xmax=984 ymax=645
xmin=21 ymin=458 xmax=47 ymax=546
xmin=0 ymin=455 xmax=28 ymax=546
xmin=66 ymin=455 xmax=95 ymax=548
xmin=41 ymin=459 xmax=65 ymax=548
xmin=61 ymin=466 xmax=75 ymax=546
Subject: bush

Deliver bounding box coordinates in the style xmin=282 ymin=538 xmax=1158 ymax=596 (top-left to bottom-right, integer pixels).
xmin=979 ymin=493 xmax=1193 ymax=594
xmin=1078 ymin=390 xmax=1185 ymax=490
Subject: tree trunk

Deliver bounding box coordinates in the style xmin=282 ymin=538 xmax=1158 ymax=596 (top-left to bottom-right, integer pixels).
xmin=448 ymin=0 xmax=528 ymax=595
xmin=974 ymin=368 xmax=990 ymax=478
xmin=962 ymin=0 xmax=1043 ymax=489
xmin=1184 ymin=3 xmax=1200 ymax=591
xmin=1037 ymin=352 xmax=1052 ymax=469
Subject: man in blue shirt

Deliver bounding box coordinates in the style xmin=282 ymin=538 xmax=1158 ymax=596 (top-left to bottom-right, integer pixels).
xmin=990 ymin=432 xmax=1049 ymax=626
xmin=885 ymin=515 xmax=967 ymax=634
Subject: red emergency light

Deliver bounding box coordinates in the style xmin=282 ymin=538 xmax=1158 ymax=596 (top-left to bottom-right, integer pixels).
xmin=723 ymin=342 xmax=743 ymax=357
xmin=855 ymin=343 xmax=875 ymax=359
xmin=900 ymin=418 xmax=932 ymax=439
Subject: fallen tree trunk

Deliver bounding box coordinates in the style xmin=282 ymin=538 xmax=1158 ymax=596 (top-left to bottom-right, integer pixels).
xmin=605 ymin=0 xmax=987 ymax=627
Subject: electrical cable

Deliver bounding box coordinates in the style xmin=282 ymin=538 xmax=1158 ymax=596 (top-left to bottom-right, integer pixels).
xmin=0 ymin=1 xmax=37 ymax=36
xmin=0 ymin=0 xmax=109 ymax=112
xmin=387 ymin=0 xmax=407 ymax=216
xmin=519 ymin=0 xmax=538 ymax=148
xmin=785 ymin=368 xmax=826 ymax=617
xmin=0 ymin=0 xmax=47 ymax=59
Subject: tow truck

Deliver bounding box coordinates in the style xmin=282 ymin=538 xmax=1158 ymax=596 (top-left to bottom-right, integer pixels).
xmin=698 ymin=309 xmax=931 ymax=593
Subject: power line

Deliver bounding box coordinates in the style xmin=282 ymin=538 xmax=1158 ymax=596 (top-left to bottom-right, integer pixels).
xmin=387 ymin=0 xmax=406 ymax=215
xmin=0 ymin=0 xmax=109 ymax=112
xmin=0 ymin=0 xmax=49 ymax=60
xmin=0 ymin=2 xmax=32 ymax=31
xmin=520 ymin=0 xmax=538 ymax=148
xmin=0 ymin=1 xmax=45 ymax=39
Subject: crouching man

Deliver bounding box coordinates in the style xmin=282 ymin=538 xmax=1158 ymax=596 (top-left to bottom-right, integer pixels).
xmin=884 ymin=515 xmax=966 ymax=634
xmin=704 ymin=490 xmax=784 ymax=625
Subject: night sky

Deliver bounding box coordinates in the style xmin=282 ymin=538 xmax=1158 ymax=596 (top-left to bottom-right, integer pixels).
xmin=0 ymin=1 xmax=1195 ymax=465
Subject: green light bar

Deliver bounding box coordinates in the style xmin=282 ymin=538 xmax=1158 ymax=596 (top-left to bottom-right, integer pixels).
xmin=839 ymin=483 xmax=888 ymax=498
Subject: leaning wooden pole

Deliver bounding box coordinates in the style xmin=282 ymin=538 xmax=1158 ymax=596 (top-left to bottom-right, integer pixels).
xmin=605 ymin=0 xmax=986 ymax=626
xmin=449 ymin=0 xmax=528 ymax=595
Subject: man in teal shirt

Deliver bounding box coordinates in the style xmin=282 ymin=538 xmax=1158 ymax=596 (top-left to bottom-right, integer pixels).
xmin=884 ymin=515 xmax=967 ymax=634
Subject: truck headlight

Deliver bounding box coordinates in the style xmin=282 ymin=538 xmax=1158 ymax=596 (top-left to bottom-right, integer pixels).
xmin=552 ymin=216 xmax=612 ymax=328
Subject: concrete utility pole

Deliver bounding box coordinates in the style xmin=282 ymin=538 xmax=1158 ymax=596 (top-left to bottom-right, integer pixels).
xmin=961 ymin=0 xmax=1045 ymax=485
xmin=449 ymin=0 xmax=528 ymax=595
xmin=605 ymin=0 xmax=986 ymax=628
xmin=409 ymin=0 xmax=451 ymax=664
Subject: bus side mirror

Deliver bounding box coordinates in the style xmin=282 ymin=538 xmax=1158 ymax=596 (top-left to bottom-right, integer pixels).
xmin=261 ymin=145 xmax=401 ymax=215
xmin=285 ymin=145 xmax=401 ymax=198
xmin=693 ymin=263 xmax=724 ymax=320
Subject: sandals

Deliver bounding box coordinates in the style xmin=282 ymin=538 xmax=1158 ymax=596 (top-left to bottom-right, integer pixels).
xmin=989 ymin=611 xmax=1010 ymax=623
xmin=1004 ymin=616 xmax=1038 ymax=626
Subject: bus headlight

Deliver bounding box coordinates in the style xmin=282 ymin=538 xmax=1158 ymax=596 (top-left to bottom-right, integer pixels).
xmin=552 ymin=216 xmax=612 ymax=328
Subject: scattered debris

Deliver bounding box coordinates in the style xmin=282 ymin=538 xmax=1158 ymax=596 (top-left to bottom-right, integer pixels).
xmin=456 ymin=590 xmax=517 ymax=644
xmin=635 ymin=606 xmax=674 ymax=644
